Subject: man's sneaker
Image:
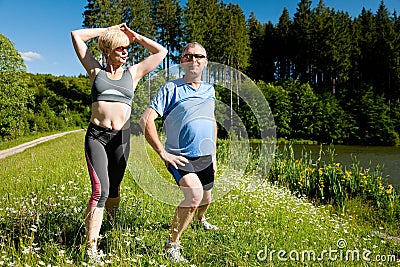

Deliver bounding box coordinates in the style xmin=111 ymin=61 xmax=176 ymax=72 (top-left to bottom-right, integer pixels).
xmin=194 ymin=217 xmax=219 ymax=230
xmin=165 ymin=240 xmax=189 ymax=263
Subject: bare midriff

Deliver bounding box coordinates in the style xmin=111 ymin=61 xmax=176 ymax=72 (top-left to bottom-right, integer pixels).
xmin=90 ymin=101 xmax=131 ymax=130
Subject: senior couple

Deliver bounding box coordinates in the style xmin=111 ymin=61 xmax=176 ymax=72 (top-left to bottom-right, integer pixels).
xmin=71 ymin=23 xmax=218 ymax=263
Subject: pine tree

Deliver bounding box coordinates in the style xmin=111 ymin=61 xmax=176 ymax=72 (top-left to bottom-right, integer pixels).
xmin=320 ymin=9 xmax=353 ymax=94
xmin=247 ymin=12 xmax=266 ymax=81
xmin=183 ymin=0 xmax=220 ymax=56
xmin=83 ymin=0 xmax=124 ymax=63
xmin=356 ymin=8 xmax=376 ymax=94
xmin=219 ymin=3 xmax=250 ymax=70
xmin=152 ymin=0 xmax=182 ymax=67
xmin=292 ymin=0 xmax=313 ymax=82
xmin=122 ymin=0 xmax=156 ymax=64
xmin=275 ymin=8 xmax=293 ymax=81
xmin=374 ymin=0 xmax=396 ymax=97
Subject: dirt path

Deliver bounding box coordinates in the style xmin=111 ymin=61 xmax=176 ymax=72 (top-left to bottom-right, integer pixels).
xmin=0 ymin=129 xmax=84 ymax=160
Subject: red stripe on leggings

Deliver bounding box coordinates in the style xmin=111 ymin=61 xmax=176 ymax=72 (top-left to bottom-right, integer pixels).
xmin=86 ymin=152 xmax=101 ymax=207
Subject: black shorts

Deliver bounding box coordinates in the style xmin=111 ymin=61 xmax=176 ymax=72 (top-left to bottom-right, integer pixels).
xmin=167 ymin=155 xmax=214 ymax=191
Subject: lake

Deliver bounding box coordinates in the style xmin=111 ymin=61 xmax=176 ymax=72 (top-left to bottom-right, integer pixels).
xmin=290 ymin=144 xmax=400 ymax=185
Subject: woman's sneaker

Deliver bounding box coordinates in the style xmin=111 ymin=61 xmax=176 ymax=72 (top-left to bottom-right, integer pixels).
xmin=165 ymin=240 xmax=189 ymax=263
xmin=86 ymin=246 xmax=101 ymax=264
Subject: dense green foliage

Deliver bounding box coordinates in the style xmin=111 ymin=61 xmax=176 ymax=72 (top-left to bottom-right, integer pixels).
xmin=1 ymin=0 xmax=399 ymax=145
xmin=0 ymin=34 xmax=32 ymax=139
xmin=25 ymin=74 xmax=91 ymax=132
xmin=0 ymin=38 xmax=90 ymax=141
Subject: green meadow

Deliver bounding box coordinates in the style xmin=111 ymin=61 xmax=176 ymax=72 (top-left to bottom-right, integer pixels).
xmin=0 ymin=131 xmax=399 ymax=266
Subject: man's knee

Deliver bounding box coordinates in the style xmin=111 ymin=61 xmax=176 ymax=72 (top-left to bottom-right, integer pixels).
xmin=191 ymin=191 xmax=203 ymax=207
xmin=182 ymin=188 xmax=203 ymax=210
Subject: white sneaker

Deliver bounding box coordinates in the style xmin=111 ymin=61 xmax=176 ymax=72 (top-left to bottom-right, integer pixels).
xmin=87 ymin=246 xmax=101 ymax=263
xmin=86 ymin=241 xmax=105 ymax=265
xmin=196 ymin=217 xmax=219 ymax=230
xmin=165 ymin=240 xmax=189 ymax=263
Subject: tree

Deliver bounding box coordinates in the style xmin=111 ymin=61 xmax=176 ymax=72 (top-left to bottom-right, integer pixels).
xmin=319 ymin=10 xmax=353 ymax=94
xmin=0 ymin=34 xmax=33 ymax=139
xmin=292 ymin=0 xmax=313 ymax=82
xmin=82 ymin=0 xmax=124 ymax=64
xmin=0 ymin=35 xmax=25 ymax=72
xmin=258 ymin=81 xmax=292 ymax=139
xmin=246 ymin=12 xmax=266 ymax=81
xmin=286 ymin=81 xmax=319 ymax=140
xmin=352 ymin=88 xmax=399 ymax=145
xmin=275 ymin=8 xmax=293 ymax=81
xmin=152 ymin=0 xmax=182 ymax=66
xmin=182 ymin=0 xmax=220 ymax=60
xmin=373 ymin=1 xmax=398 ymax=98
xmin=261 ymin=21 xmax=276 ymax=82
xmin=219 ymin=3 xmax=250 ymax=70
xmin=123 ymin=0 xmax=156 ymax=64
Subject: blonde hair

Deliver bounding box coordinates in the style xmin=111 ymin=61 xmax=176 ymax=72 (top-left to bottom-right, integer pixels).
xmin=98 ymin=29 xmax=129 ymax=53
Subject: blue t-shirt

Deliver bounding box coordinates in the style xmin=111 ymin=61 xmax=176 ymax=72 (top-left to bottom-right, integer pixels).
xmin=150 ymin=78 xmax=216 ymax=157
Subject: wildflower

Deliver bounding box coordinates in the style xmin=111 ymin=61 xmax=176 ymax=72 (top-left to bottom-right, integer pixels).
xmin=29 ymin=225 xmax=38 ymax=232
xmin=386 ymin=184 xmax=393 ymax=195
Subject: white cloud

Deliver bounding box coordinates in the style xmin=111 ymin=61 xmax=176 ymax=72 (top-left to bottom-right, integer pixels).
xmin=20 ymin=51 xmax=43 ymax=62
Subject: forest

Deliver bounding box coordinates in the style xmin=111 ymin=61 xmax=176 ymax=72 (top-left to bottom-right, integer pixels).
xmin=0 ymin=0 xmax=399 ymax=145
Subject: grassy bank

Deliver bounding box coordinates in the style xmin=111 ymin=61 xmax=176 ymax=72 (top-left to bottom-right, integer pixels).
xmin=0 ymin=132 xmax=399 ymax=266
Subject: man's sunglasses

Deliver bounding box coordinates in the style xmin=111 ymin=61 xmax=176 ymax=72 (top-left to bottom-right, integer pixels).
xmin=115 ymin=46 xmax=129 ymax=52
xmin=182 ymin=54 xmax=206 ymax=61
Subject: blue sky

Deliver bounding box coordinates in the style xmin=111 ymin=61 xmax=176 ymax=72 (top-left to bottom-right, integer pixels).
xmin=0 ymin=0 xmax=398 ymax=77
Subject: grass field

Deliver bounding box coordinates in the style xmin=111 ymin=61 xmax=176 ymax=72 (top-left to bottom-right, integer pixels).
xmin=0 ymin=131 xmax=399 ymax=266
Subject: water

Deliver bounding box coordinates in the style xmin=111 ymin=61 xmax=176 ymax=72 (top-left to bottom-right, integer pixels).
xmin=290 ymin=144 xmax=400 ymax=185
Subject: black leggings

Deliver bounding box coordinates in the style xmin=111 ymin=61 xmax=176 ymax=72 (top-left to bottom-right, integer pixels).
xmin=85 ymin=123 xmax=130 ymax=207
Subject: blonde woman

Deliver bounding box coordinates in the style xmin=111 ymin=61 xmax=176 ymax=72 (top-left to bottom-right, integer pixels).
xmin=71 ymin=23 xmax=167 ymax=260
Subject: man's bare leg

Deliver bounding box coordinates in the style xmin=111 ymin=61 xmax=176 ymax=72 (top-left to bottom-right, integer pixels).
xmin=169 ymin=173 xmax=203 ymax=243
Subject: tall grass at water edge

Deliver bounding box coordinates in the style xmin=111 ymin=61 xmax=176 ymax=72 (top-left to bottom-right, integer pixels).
xmin=220 ymin=139 xmax=398 ymax=216
xmin=0 ymin=131 xmax=399 ymax=266
xmin=266 ymin=143 xmax=396 ymax=211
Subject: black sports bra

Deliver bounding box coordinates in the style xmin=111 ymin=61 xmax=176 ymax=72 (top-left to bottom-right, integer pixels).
xmin=91 ymin=69 xmax=135 ymax=106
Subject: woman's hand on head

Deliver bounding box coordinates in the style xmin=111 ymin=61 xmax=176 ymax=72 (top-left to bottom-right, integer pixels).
xmin=120 ymin=23 xmax=140 ymax=43
xmin=106 ymin=23 xmax=136 ymax=43
xmin=107 ymin=23 xmax=124 ymax=31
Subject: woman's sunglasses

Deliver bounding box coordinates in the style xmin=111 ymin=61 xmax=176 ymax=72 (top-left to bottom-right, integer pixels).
xmin=115 ymin=46 xmax=129 ymax=52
